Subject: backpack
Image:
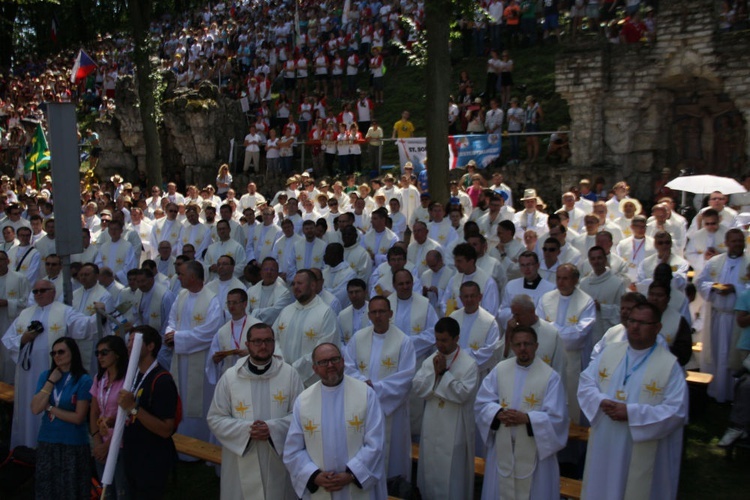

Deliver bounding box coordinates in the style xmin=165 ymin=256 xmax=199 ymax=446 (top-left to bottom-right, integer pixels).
xmin=150 ymin=371 xmax=183 ymax=433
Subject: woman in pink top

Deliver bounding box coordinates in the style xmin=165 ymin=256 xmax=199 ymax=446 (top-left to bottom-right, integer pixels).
xmin=90 ymin=335 xmax=129 ymax=499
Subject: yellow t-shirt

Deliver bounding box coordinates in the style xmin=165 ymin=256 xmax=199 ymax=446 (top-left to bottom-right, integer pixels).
xmin=393 ymin=119 xmax=415 ymax=138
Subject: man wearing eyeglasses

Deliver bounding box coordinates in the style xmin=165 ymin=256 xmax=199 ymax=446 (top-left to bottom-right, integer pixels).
xmin=209 ymin=321 xmax=304 ymax=499
xmin=579 ymin=302 xmax=688 ymax=500
xmin=2 ymin=279 xmax=100 ymax=448
xmin=696 ymin=228 xmax=750 ymax=403
xmin=285 ymin=342 xmax=387 ymax=500
xmin=344 ymin=296 xmax=416 ymax=484
xmin=685 ymin=209 xmax=727 ymax=275
xmin=689 ymin=190 xmax=737 ymax=236
xmin=647 ymin=203 xmax=686 ymax=257
xmin=149 ymin=202 xmax=182 ymax=257
xmin=35 ymin=253 xmax=64 ymax=303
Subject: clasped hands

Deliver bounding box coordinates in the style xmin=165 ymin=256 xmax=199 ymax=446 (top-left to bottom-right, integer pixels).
xmin=495 ymin=408 xmax=530 ymax=427
xmin=600 ymin=399 xmax=628 ymax=421
xmin=314 ymin=470 xmax=354 ymax=492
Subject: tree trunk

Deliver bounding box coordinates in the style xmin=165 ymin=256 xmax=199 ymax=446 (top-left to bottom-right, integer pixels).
xmin=0 ymin=1 xmax=19 ymax=72
xmin=424 ymin=0 xmax=451 ymax=206
xmin=129 ymin=0 xmax=163 ymax=188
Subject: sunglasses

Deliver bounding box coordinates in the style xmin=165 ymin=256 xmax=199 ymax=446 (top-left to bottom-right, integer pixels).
xmin=95 ymin=349 xmax=112 ymax=357
xmin=50 ymin=349 xmax=67 ymax=357
xmin=32 ymin=288 xmax=53 ymax=294
xmin=542 ymin=247 xmax=558 ymax=252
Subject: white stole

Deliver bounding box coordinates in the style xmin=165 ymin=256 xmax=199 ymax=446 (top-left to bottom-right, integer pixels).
xmin=354 ymin=328 xmax=402 ymax=381
xmin=495 ymin=358 xmax=553 ymax=500
xmin=171 ymin=288 xmax=214 ymax=417
xmin=297 ymin=377 xmax=370 ymax=500
xmin=591 ymin=342 xmax=675 ymax=500
xmin=389 ymin=295 xmax=429 ymax=337
xmin=450 ymin=308 xmax=494 ymax=353
xmin=228 ymin=359 xmax=294 ymax=499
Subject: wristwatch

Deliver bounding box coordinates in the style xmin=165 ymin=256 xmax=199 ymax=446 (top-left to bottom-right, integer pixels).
xmin=129 ymin=407 xmax=139 ymax=417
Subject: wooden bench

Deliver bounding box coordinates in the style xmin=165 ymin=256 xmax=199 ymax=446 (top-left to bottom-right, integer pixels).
xmin=569 ymin=423 xmax=590 ymax=442
xmin=0 ymin=381 xmax=14 ymax=404
xmin=686 ymin=370 xmax=713 ymax=417
xmin=172 ymin=433 xmax=222 ymax=464
xmin=410 ymin=442 xmax=582 ymax=499
xmin=686 ymin=370 xmax=713 ymax=386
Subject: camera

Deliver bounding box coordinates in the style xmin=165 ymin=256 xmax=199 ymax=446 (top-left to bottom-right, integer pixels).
xmin=28 ymin=321 xmax=44 ymax=335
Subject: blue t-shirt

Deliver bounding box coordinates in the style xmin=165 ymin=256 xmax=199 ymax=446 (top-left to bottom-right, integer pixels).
xmin=734 ymin=287 xmax=750 ymax=351
xmin=36 ymin=370 xmax=93 ymax=446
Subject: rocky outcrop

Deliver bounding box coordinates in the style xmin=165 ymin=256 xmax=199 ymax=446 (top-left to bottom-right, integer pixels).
xmin=94 ymin=73 xmax=246 ymax=187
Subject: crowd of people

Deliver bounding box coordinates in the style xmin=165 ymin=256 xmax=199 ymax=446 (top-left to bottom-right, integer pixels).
xmin=2 ymin=160 xmax=750 ymax=498
xmin=1 ymin=1 xmax=682 ymax=179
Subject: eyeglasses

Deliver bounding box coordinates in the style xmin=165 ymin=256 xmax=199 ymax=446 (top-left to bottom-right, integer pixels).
xmin=703 ymin=222 xmax=718 ymax=226
xmin=95 ymin=349 xmax=111 ymax=357
xmin=542 ymin=247 xmax=558 ymax=252
xmin=32 ymin=288 xmax=53 ymax=294
xmin=314 ymin=356 xmax=342 ymax=367
xmin=626 ymin=318 xmax=659 ymax=326
xmin=45 ymin=262 xmax=61 ymax=266
xmin=248 ymin=338 xmax=275 ymax=346
xmin=50 ymin=349 xmax=67 ymax=357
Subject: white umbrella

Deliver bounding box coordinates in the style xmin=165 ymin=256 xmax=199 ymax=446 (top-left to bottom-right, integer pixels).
xmin=665 ymin=175 xmax=746 ymax=195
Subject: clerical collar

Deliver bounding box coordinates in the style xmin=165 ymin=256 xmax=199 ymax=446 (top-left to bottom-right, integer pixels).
xmin=523 ymin=275 xmax=542 ymax=289
xmin=247 ymin=359 xmax=272 ymax=374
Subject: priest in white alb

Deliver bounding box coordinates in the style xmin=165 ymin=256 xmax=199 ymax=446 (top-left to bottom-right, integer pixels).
xmin=579 ymin=246 xmax=627 ymax=345
xmin=696 ymin=228 xmax=750 ymax=402
xmin=449 ymin=281 xmax=501 ymax=376
xmin=164 ymin=260 xmax=224 ymax=448
xmin=284 ymin=343 xmax=387 ymax=499
xmin=578 ymin=302 xmax=688 ymax=500
xmin=247 ymin=257 xmax=294 ymax=325
xmin=272 ymin=269 xmax=340 ymax=387
xmin=537 ymin=263 xmax=596 ymax=424
xmin=413 ymin=317 xmax=478 ymax=500
xmin=475 ymin=325 xmax=568 ymax=500
xmin=208 ymin=322 xmax=304 ymax=500
xmin=0 ymin=251 xmax=29 ymax=383
xmin=344 ymin=296 xmax=416 ymax=482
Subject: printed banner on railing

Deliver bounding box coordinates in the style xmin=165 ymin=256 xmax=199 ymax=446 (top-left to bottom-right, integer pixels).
xmin=396 ymin=134 xmax=501 ymax=172
xmin=447 ymin=134 xmax=502 ymax=169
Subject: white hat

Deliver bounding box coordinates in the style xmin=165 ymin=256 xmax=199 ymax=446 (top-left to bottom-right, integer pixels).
xmin=521 ymin=188 xmax=538 ymax=201
xmin=619 ymin=197 xmax=642 ymax=215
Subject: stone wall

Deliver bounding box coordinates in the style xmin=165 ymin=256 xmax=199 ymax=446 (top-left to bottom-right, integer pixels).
xmin=94 ymin=74 xmax=246 ymax=187
xmin=556 ymin=0 xmax=750 ymax=205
